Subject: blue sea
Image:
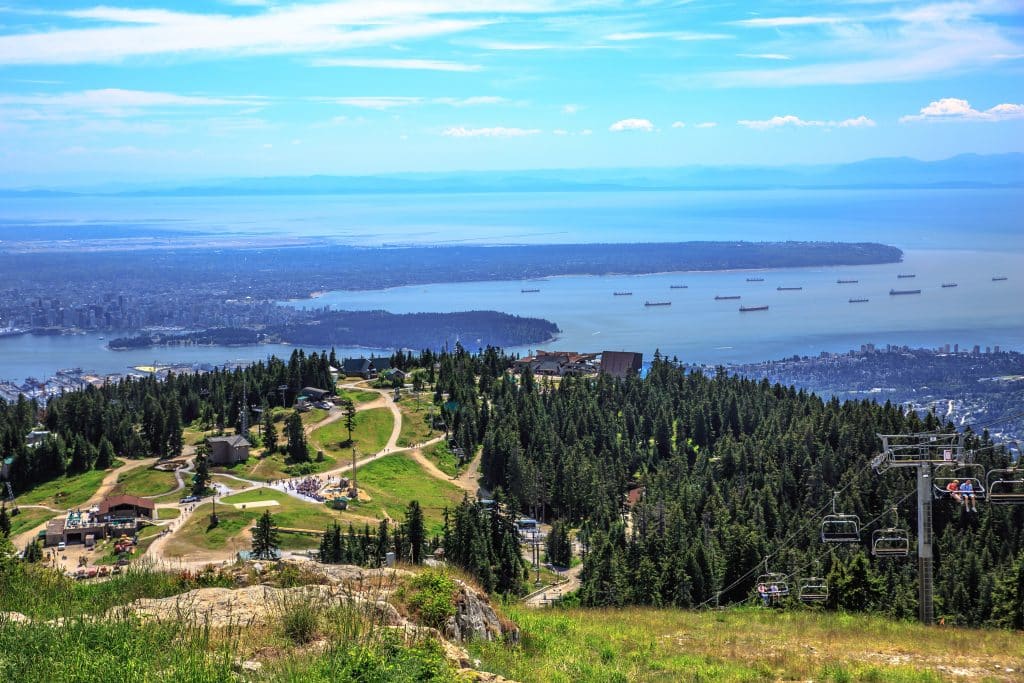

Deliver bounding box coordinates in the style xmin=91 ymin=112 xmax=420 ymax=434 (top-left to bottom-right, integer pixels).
xmin=1 ymin=188 xmax=1022 ymax=382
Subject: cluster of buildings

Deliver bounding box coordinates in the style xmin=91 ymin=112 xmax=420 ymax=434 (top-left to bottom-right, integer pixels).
xmin=44 ymin=495 xmax=154 ymax=548
xmin=513 ymin=350 xmax=643 ymax=379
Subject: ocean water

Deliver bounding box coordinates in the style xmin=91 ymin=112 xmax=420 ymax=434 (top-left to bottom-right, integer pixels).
xmin=1 ymin=188 xmax=1022 ymax=382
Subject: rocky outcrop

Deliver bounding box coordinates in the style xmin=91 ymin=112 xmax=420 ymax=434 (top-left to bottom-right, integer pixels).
xmin=444 ymin=582 xmax=518 ymax=644
xmin=0 ymin=611 xmax=30 ymax=623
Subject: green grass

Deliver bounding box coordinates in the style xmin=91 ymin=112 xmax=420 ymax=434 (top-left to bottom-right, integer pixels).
xmin=470 ymin=606 xmax=1024 ymax=683
xmin=338 ymin=389 xmax=381 ymax=405
xmin=347 ymin=454 xmax=463 ymax=536
xmin=14 ymin=465 xmax=118 ymax=509
xmin=6 ymin=508 xmax=58 ymax=539
xmin=112 ymin=466 xmax=178 ymax=497
xmin=156 ymin=506 xmax=180 ymax=520
xmin=215 ymin=449 xmax=339 ymax=482
xmin=421 ymin=441 xmax=459 ymax=477
xmin=396 ymin=395 xmax=442 ymax=448
xmin=310 ymin=407 xmax=393 ymax=459
xmin=165 ymin=488 xmax=349 ymax=557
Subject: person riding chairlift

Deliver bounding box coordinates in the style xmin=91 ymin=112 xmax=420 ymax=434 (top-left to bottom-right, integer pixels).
xmin=946 ymin=479 xmax=962 ymax=505
xmin=959 ymin=479 xmax=978 ymax=512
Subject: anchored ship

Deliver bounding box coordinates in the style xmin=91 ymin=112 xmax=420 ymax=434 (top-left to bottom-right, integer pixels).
xmin=890 ymin=289 xmax=921 ymax=295
xmin=613 ymin=292 xmax=633 ymax=296
xmin=941 ymin=283 xmax=958 ymax=288
xmin=777 ymin=286 xmax=803 ymax=291
xmin=897 ymin=274 xmax=916 ymax=279
xmin=837 ymin=279 xmax=859 ymax=284
xmin=746 ymin=277 xmax=765 ymax=282
xmin=739 ymin=305 xmax=769 ymax=312
xmin=993 ymin=276 xmax=1008 ymax=281
xmin=521 ymin=288 xmax=540 ymax=293
xmin=849 ymin=298 xmax=869 ymax=303
xmin=714 ymin=295 xmax=741 ymax=300
xmin=669 ymin=285 xmax=688 ymax=289
xmin=644 ymin=301 xmax=671 ymax=307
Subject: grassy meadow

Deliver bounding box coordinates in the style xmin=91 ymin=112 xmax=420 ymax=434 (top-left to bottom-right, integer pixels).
xmin=112 ymin=466 xmax=178 ymax=497
xmin=470 ymin=606 xmax=1024 ymax=683
xmin=396 ymin=394 xmax=442 ymax=448
xmin=348 ymin=454 xmax=464 ymax=535
xmin=310 ymin=407 xmax=393 ymax=459
xmin=14 ymin=464 xmax=118 ymax=509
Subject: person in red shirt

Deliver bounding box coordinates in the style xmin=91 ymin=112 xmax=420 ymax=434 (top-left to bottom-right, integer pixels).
xmin=946 ymin=479 xmax=963 ymax=505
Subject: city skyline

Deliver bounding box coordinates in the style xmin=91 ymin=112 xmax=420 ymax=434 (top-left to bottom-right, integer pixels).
xmin=0 ymin=0 xmax=1022 ymax=184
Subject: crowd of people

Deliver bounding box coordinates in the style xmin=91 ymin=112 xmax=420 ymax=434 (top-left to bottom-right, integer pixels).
xmin=273 ymin=475 xmax=327 ymax=502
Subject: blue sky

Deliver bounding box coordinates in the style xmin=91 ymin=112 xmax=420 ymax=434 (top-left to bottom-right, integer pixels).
xmin=0 ymin=0 xmax=1022 ymax=184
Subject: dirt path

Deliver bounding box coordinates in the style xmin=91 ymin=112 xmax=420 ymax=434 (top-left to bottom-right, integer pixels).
xmin=523 ymin=563 xmax=584 ymax=607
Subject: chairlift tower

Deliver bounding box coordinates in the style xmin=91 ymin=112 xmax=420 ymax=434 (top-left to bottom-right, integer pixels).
xmin=875 ymin=432 xmax=965 ymax=624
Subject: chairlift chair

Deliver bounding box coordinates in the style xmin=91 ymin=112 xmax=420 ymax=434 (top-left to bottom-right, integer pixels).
xmin=871 ymin=528 xmax=910 ymax=557
xmin=986 ymin=469 xmax=1024 ymax=505
xmin=877 ymin=432 xmax=965 ymax=467
xmin=756 ymin=572 xmax=790 ymax=605
xmin=933 ymin=463 xmax=986 ymax=502
xmin=820 ymin=494 xmax=860 ymax=543
xmin=798 ymin=577 xmax=828 ymax=604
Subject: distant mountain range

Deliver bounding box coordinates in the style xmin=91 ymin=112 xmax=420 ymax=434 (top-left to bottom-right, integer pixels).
xmin=3 ymin=153 xmax=1021 ymax=197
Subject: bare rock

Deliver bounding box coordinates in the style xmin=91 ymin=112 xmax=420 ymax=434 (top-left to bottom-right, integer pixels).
xmin=0 ymin=611 xmax=30 ymax=623
xmin=444 ymin=582 xmax=519 ymax=644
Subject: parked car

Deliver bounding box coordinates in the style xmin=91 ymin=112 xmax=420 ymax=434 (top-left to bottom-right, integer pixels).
xmin=179 ymin=495 xmax=199 ymax=504
xmin=56 ymin=541 xmax=66 ymax=551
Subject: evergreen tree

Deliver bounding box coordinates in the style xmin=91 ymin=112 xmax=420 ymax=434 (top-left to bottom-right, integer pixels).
xmin=0 ymin=506 xmax=9 ymax=537
xmin=546 ymin=520 xmax=572 ymax=567
xmin=343 ymin=399 xmax=357 ymax=446
xmin=404 ymin=500 xmax=426 ymax=564
xmin=251 ymin=509 xmax=280 ymax=560
xmin=286 ymin=412 xmax=309 ymax=462
xmin=262 ymin=404 xmax=277 ymax=453
xmin=96 ymin=437 xmax=115 ymax=470
xmin=165 ymin=400 xmax=184 ymax=458
xmin=22 ymin=538 xmax=42 ymax=563
xmin=192 ymin=452 xmax=211 ymax=497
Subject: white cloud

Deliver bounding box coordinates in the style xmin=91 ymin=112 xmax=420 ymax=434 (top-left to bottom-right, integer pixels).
xmin=609 ymin=118 xmax=654 ymax=132
xmin=320 ymin=95 xmax=506 ymax=109
xmin=580 ymin=129 xmax=592 ymax=135
xmin=0 ymin=89 xmax=262 ymax=110
xmin=562 ymin=103 xmax=581 ymax=115
xmin=553 ymin=128 xmax=568 ymax=135
xmin=738 ymin=114 xmax=876 ymax=130
xmin=0 ymin=2 xmax=543 ymax=65
xmin=737 ymin=53 xmax=791 ymax=60
xmin=694 ymin=122 xmax=717 ymax=128
xmin=311 ymin=57 xmax=482 ymax=72
xmin=731 ymin=16 xmax=844 ymax=28
xmin=899 ymin=97 xmax=1024 ymax=123
xmin=671 ymin=121 xmax=685 ymax=128
xmin=323 ymin=96 xmax=422 ymax=109
xmin=605 ymin=31 xmax=732 ymax=41
xmin=442 ymin=126 xmax=541 ymax=137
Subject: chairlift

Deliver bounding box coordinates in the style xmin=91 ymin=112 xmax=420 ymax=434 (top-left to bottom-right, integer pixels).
xmin=877 ymin=432 xmax=965 ymax=467
xmin=798 ymin=577 xmax=828 ymax=604
xmin=933 ymin=463 xmax=986 ymax=502
xmin=820 ymin=494 xmax=860 ymax=543
xmin=986 ymin=469 xmax=1024 ymax=505
xmin=871 ymin=507 xmax=910 ymax=557
xmin=756 ymin=572 xmax=790 ymax=606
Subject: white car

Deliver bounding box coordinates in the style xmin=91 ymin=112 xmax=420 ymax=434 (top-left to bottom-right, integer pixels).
xmin=57 ymin=541 xmax=66 ymax=551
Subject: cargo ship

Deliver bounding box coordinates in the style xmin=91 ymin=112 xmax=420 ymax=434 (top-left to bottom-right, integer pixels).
xmin=714 ymin=295 xmax=741 ymax=300
xmin=746 ymin=277 xmax=765 ymax=282
xmin=993 ymin=276 xmax=1008 ymax=281
xmin=849 ymin=298 xmax=869 ymax=303
xmin=837 ymin=279 xmax=859 ymax=284
xmin=739 ymin=305 xmax=769 ymax=312
xmin=777 ymin=286 xmax=803 ymax=291
xmin=644 ymin=301 xmax=671 ymax=307
xmin=521 ymin=288 xmax=540 ymax=293
xmin=941 ymin=283 xmax=958 ymax=288
xmin=669 ymin=285 xmax=688 ymax=289
xmin=613 ymin=292 xmax=633 ymax=296
xmin=890 ymin=289 xmax=921 ymax=296
xmin=897 ymin=274 xmax=916 ymax=279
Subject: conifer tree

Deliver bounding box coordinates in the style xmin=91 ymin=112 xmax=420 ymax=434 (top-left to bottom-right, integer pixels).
xmin=404 ymin=500 xmax=426 ymax=564
xmin=285 ymin=412 xmax=308 ymax=462
xmin=251 ymin=509 xmax=279 ymax=560
xmin=0 ymin=506 xmax=10 ymax=537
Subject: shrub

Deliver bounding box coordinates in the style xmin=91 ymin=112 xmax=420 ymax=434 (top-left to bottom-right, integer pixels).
xmin=281 ymin=600 xmax=320 ymax=644
xmin=404 ymin=569 xmax=457 ymax=630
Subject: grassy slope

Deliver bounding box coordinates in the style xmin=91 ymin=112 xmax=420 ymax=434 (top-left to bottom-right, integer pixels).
xmin=15 ymin=467 xmax=112 ymax=508
xmin=112 ymin=467 xmax=177 ymax=497
xmin=348 ymin=454 xmax=463 ymax=536
xmin=396 ymin=395 xmax=441 ymax=448
xmin=337 ymin=389 xmax=380 ymax=405
xmin=421 ymin=441 xmax=459 ymax=477
xmin=7 ymin=508 xmax=58 ymax=539
xmin=311 ymin=407 xmax=393 ymax=458
xmin=471 ymin=606 xmax=1024 ymax=683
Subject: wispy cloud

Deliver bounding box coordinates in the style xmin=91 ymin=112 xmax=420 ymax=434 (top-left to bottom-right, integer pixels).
xmin=562 ymin=103 xmax=581 ymax=115
xmin=320 ymin=95 xmax=506 ymax=109
xmin=0 ymin=2 xmax=535 ymax=64
xmin=605 ymin=31 xmax=732 ymax=42
xmin=0 ymin=89 xmax=262 ymax=109
xmin=443 ymin=126 xmax=540 ymax=137
xmin=694 ymin=122 xmax=717 ymax=128
xmin=900 ymin=97 xmax=1024 ymax=123
xmin=311 ymin=57 xmax=482 ymax=72
xmin=731 ymin=16 xmax=844 ymax=28
xmin=737 ymin=53 xmax=791 ymax=60
xmin=609 ymin=118 xmax=654 ymax=132
xmin=671 ymin=121 xmax=685 ymax=128
xmin=738 ymin=114 xmax=875 ymax=130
